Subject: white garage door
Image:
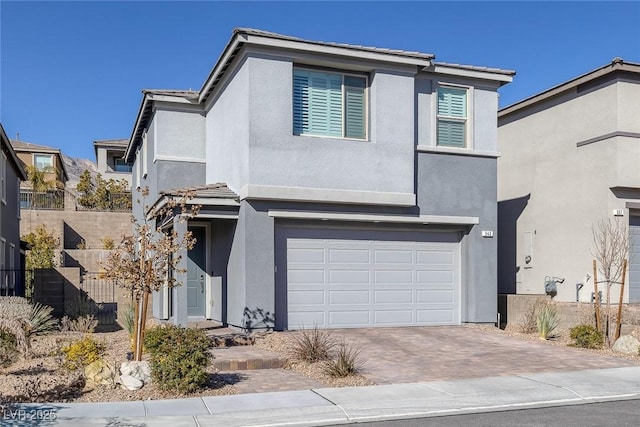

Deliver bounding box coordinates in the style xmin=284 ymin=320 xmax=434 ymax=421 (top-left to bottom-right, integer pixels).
xmin=286 ymin=232 xmax=460 ymax=329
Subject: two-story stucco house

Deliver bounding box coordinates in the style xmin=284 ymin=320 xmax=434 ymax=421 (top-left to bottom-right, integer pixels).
xmin=93 ymin=139 xmax=132 ymax=189
xmin=1 ymin=123 xmax=28 ymax=296
xmin=125 ymin=28 xmax=514 ymax=330
xmin=498 ymin=58 xmax=640 ymax=304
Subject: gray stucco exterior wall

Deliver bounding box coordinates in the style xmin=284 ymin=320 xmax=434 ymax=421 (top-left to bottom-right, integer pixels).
xmin=417 ymin=152 xmax=498 ymax=323
xmin=1 ymin=156 xmax=24 ymax=294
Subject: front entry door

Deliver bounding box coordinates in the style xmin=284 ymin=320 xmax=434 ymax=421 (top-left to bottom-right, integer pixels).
xmin=187 ymin=226 xmax=206 ymax=317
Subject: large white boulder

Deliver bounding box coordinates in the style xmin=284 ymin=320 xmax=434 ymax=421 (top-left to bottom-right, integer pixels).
xmin=120 ymin=360 xmax=151 ymax=384
xmin=120 ymin=374 xmax=143 ymax=391
xmin=612 ymin=335 xmax=640 ymax=355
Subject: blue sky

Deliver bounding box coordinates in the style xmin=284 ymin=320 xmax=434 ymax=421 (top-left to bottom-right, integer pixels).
xmin=1 ymin=1 xmax=639 ymax=161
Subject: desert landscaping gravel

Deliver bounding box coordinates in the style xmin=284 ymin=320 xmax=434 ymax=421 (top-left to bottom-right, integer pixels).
xmin=2 ymin=323 xmax=639 ymax=404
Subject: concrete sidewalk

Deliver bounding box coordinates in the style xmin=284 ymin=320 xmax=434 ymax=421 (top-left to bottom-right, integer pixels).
xmin=5 ymin=366 xmax=640 ymax=426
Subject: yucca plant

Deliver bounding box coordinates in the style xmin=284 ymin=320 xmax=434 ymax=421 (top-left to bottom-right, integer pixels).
xmin=323 ymin=339 xmax=366 ymax=378
xmin=536 ymin=303 xmax=559 ymax=340
xmin=26 ymin=303 xmax=58 ymax=336
xmin=290 ymin=326 xmax=335 ymax=362
xmin=119 ymin=303 xmax=136 ymax=335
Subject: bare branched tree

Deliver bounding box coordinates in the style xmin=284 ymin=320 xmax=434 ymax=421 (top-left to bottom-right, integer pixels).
xmin=100 ymin=186 xmax=200 ymax=361
xmin=592 ymin=217 xmax=629 ymax=346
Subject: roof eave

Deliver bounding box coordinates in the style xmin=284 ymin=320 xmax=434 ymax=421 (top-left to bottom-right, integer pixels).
xmin=499 ymin=59 xmax=640 ymax=118
xmin=0 ymin=124 xmax=28 ymax=181
xmin=198 ymin=29 xmax=434 ymax=105
xmin=426 ymin=63 xmax=515 ymax=85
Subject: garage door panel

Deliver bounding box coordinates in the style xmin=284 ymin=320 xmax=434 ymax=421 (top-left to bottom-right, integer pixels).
xmin=329 ymin=269 xmax=370 ymax=284
xmin=288 ymin=269 xmax=325 ymax=284
xmin=417 ymin=250 xmax=455 ymax=265
xmin=416 ymin=270 xmax=455 ymax=284
xmin=374 ymin=310 xmax=413 ymax=325
xmin=289 ymin=290 xmax=325 ymax=305
xmin=329 ymin=311 xmax=370 ymax=326
xmin=284 ymin=229 xmax=460 ymax=329
xmin=329 ymin=290 xmax=369 ymax=304
xmin=375 ymin=270 xmax=413 ymax=284
xmin=329 ymin=248 xmax=370 ymax=264
xmin=416 ymin=289 xmax=455 ymax=304
xmin=374 ymin=249 xmax=413 ymax=264
xmin=288 ymin=247 xmax=325 ymax=263
xmin=417 ymin=309 xmax=455 ymax=323
xmin=289 ymin=311 xmax=325 ymax=329
xmin=374 ymin=289 xmax=413 ymax=304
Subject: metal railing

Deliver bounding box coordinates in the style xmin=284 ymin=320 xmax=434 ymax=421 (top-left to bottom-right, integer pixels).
xmin=76 ymin=192 xmax=132 ymax=212
xmin=20 ymin=190 xmax=65 ymax=210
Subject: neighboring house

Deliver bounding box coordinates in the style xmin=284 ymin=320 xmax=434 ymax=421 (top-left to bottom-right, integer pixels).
xmin=11 ymin=139 xmax=68 ymax=210
xmin=0 ymin=123 xmax=28 ymax=296
xmin=93 ymin=139 xmax=132 ymax=189
xmin=126 ymin=28 xmax=514 ymax=330
xmin=498 ymin=58 xmax=640 ymax=303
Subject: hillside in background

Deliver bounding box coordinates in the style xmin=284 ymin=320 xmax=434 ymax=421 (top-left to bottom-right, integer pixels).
xmin=62 ymin=154 xmax=97 ymax=188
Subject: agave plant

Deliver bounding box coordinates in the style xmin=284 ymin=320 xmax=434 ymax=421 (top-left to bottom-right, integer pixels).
xmin=26 ymin=303 xmax=58 ymax=337
xmin=536 ymin=303 xmax=559 ymax=340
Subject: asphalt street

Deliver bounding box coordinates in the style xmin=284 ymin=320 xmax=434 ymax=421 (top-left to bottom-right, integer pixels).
xmin=345 ymin=398 xmax=640 ymax=427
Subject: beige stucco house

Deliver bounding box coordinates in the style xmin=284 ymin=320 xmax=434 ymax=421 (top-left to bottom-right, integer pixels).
xmin=498 ymin=58 xmax=640 ymax=303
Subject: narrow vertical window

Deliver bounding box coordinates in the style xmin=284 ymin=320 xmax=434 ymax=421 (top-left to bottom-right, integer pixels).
xmin=437 ymin=87 xmax=467 ymax=148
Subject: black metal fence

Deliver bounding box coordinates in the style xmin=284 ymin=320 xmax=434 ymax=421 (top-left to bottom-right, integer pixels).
xmin=80 ymin=272 xmax=117 ymax=325
xmin=20 ymin=190 xmax=65 ymax=210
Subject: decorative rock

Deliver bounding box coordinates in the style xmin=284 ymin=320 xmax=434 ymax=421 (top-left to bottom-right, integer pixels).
xmin=84 ymin=359 xmax=117 ymax=389
xmin=120 ymin=361 xmax=151 ymax=384
xmin=120 ymin=374 xmax=143 ymax=391
xmin=612 ymin=335 xmax=640 ymax=355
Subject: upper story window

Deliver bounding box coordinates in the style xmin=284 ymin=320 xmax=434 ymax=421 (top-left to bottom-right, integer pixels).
xmin=293 ymin=68 xmax=367 ymax=140
xmin=34 ymin=154 xmax=54 ymax=170
xmin=114 ymin=158 xmax=133 ymax=173
xmin=437 ymin=86 xmax=468 ymax=148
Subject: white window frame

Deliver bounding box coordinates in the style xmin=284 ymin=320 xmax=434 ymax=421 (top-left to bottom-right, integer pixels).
xmin=293 ymin=67 xmax=369 ymax=141
xmin=1 ymin=151 xmax=6 ymax=204
xmin=434 ymin=83 xmax=473 ymax=150
xmin=9 ymin=243 xmax=15 ymax=289
xmin=142 ymin=131 xmax=148 ymax=179
xmin=17 ymin=180 xmax=20 ymax=219
xmin=33 ymin=153 xmax=54 ymax=171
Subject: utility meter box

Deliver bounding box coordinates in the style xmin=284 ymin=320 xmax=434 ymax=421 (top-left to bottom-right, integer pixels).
xmin=545 ymin=280 xmax=558 ymax=295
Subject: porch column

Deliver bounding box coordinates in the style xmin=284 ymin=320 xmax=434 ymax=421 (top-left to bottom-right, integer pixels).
xmin=172 ymin=217 xmax=189 ymax=326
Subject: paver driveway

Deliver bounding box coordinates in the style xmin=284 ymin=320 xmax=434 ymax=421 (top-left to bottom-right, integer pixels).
xmin=327 ymin=326 xmax=639 ymax=384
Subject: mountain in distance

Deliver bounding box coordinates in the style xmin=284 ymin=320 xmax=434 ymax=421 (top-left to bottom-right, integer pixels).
xmin=62 ymin=154 xmax=97 ymax=188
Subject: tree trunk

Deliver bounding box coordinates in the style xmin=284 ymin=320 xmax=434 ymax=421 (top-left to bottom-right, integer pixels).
xmin=615 ymin=259 xmax=628 ymax=341
xmin=135 ymin=293 xmax=145 ymax=361
xmin=593 ymin=260 xmax=602 ymax=331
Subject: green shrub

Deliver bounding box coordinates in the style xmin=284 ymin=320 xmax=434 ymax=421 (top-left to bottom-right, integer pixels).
xmin=290 ymin=326 xmax=335 ymax=362
xmin=569 ymin=324 xmax=604 ymax=349
xmin=0 ymin=329 xmax=19 ymax=368
xmin=144 ymin=325 xmax=211 ymax=393
xmin=323 ymin=339 xmax=365 ymax=378
xmin=536 ymin=302 xmax=559 ymax=340
xmin=61 ymin=335 xmax=106 ymax=370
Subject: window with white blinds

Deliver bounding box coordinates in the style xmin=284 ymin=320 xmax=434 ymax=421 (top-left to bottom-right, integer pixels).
xmin=293 ymin=69 xmax=367 ymax=140
xmin=437 ymin=87 xmax=467 ymax=148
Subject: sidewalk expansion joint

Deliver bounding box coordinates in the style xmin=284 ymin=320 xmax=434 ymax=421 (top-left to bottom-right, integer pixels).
xmin=514 ymin=374 xmax=584 ymax=399
xmin=310 ymin=389 xmax=352 ymax=421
